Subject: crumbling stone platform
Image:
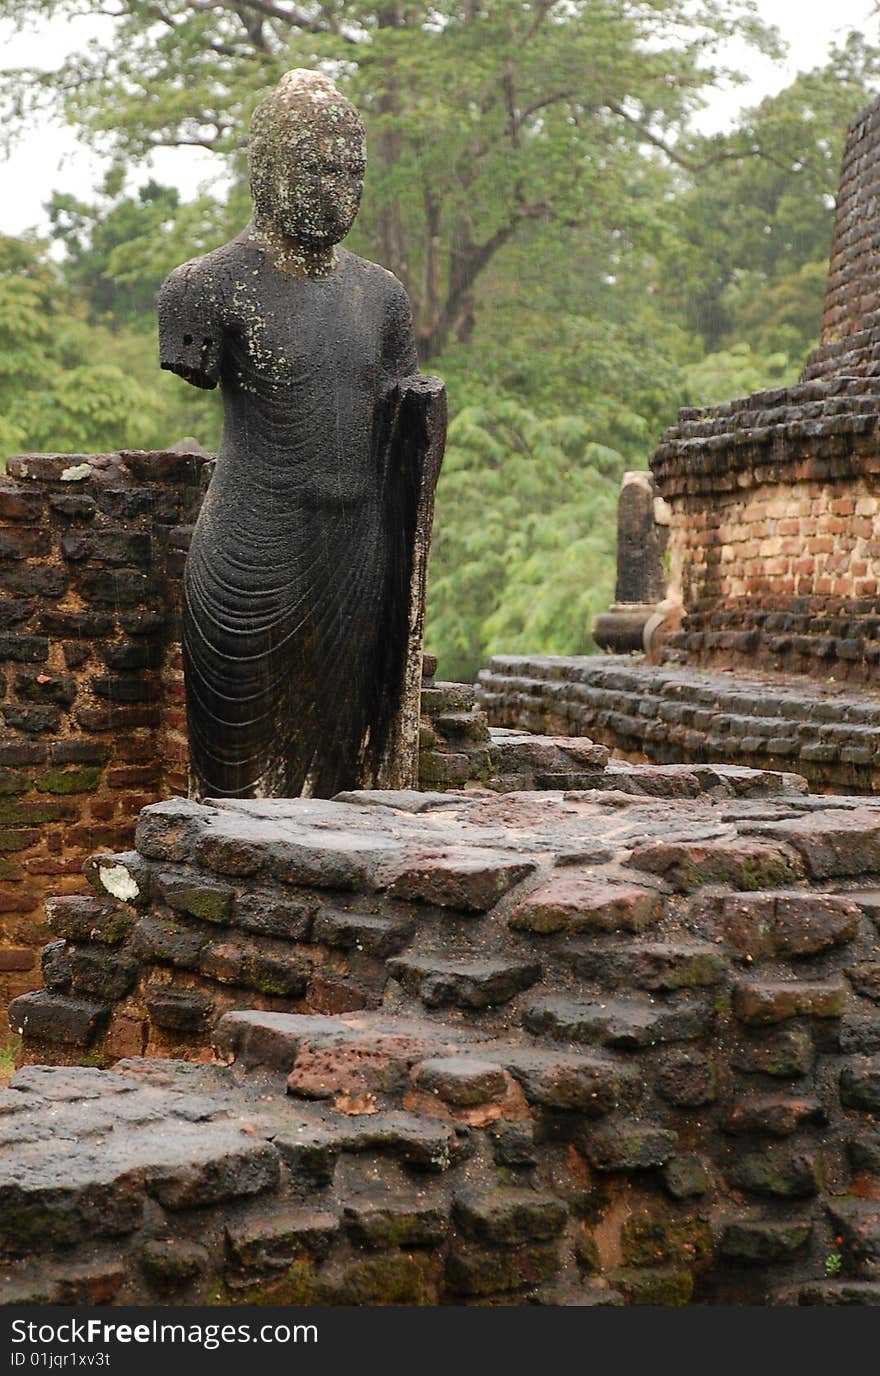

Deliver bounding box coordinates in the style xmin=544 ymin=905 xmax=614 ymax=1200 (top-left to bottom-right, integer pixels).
xmin=479 ymin=655 xmax=880 ymax=793
xmin=9 ymin=773 xmax=880 ymax=1304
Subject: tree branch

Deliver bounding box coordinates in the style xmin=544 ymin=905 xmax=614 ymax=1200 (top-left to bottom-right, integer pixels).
xmin=606 ymin=101 xmax=766 ymax=173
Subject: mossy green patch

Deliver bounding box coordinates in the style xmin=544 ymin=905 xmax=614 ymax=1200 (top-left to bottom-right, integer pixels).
xmin=35 ymin=767 xmax=103 ymax=795
xmin=167 ymin=885 xmax=233 ymax=924
xmin=0 ymin=799 xmax=71 ymax=825
xmin=0 ymin=771 xmax=29 ymax=796
xmin=230 ymin=1261 xmax=317 ymax=1307
xmin=609 ymin=1266 xmax=694 ymax=1306
xmin=317 ymin=1254 xmax=438 ymax=1306
xmin=622 ymin=1216 xmax=713 ymax=1268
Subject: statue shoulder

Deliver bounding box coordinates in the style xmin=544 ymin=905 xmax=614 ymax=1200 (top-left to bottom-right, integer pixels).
xmin=158 ymin=238 xmax=246 ymax=311
xmin=340 ymin=249 xmax=412 ymax=308
xmin=157 ymin=239 xmax=247 ymax=390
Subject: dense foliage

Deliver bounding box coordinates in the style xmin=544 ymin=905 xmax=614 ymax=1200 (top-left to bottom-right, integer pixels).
xmin=1 ymin=4 xmax=879 ymax=678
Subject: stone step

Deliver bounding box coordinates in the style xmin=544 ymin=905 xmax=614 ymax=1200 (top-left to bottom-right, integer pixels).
xmin=488 ymin=732 xmax=610 ymax=776
xmin=838 ymin=889 xmax=880 ymax=928
xmin=387 ymin=954 xmax=542 ymax=1010
xmin=508 ymin=876 xmax=664 ymax=935
xmin=521 ymin=993 xmax=712 ymax=1050
xmin=559 ymin=941 xmax=728 ymax=991
xmin=421 ymin=683 xmax=477 ymax=715
xmin=432 ymin=710 xmax=491 ymax=746
xmin=214 ymin=1010 xmax=639 ymax=1118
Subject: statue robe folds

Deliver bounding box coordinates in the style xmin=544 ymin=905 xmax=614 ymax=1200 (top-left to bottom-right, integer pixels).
xmin=158 ymin=234 xmax=445 ymax=800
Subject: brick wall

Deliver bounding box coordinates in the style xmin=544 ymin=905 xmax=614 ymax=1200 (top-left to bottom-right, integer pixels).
xmin=637 ymin=93 xmax=880 ymax=682
xmin=651 ymin=381 xmax=880 ymax=678
xmin=0 ymin=448 xmax=210 ymax=1013
xmin=805 ymin=92 xmax=880 ymax=380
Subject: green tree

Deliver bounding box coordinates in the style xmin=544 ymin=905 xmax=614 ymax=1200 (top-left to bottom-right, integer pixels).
xmin=1 ymin=0 xmax=779 ymax=358
xmin=45 ymin=179 xmax=237 ymax=327
xmin=427 ymin=396 xmax=626 ymax=680
xmin=0 ymin=235 xmax=220 ymax=460
xmin=657 ymin=33 xmax=880 ymax=361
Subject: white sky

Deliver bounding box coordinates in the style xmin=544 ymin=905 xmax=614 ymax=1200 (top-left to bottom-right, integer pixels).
xmin=0 ymin=0 xmax=878 ymax=237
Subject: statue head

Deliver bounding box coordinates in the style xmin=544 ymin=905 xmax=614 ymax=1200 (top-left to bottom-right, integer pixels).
xmin=249 ymin=69 xmax=366 ymax=249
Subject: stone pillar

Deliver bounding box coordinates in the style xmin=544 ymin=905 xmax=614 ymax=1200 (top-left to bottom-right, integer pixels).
xmin=593 ymin=471 xmax=669 ymax=653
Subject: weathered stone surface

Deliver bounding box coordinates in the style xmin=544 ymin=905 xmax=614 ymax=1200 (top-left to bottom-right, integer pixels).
xmin=847 ymin=963 xmax=880 ymax=1003
xmin=561 ymin=940 xmax=727 ymax=991
xmin=343 ymin=1199 xmax=447 ymax=1250
xmin=629 ymin=838 xmax=800 ymax=892
xmin=585 ymin=1125 xmax=678 ymax=1172
xmin=156 ymin=869 xmax=234 ymax=924
xmin=776 ymin=1281 xmax=880 ymax=1306
xmin=8 ymin=989 xmax=109 ymax=1045
xmin=313 ymin=907 xmax=411 ymax=955
xmin=744 ymin=814 xmax=880 ymax=880
xmin=722 ymin=1096 xmax=826 ymax=1137
xmin=523 ymin=994 xmax=711 ymax=1050
xmin=445 ymin=1241 xmax=560 ymax=1296
xmin=236 ymin=888 xmax=317 ymax=941
xmin=731 ymin=1027 xmax=816 ymax=1079
xmin=655 ymin=1052 xmax=717 ymax=1107
xmin=414 ymin=1057 xmax=507 ymax=1107
xmin=721 ymin=891 xmax=861 ymax=960
xmin=69 ymin=946 xmax=139 ymax=1001
xmin=733 ymin=979 xmax=847 ymax=1025
xmin=453 ymin=1191 xmax=567 ymax=1246
xmin=509 ymin=877 xmax=662 ymax=934
xmin=826 ymin=1200 xmax=880 ymax=1274
xmin=661 ymin=1156 xmax=711 ymax=1199
xmin=131 ymin=913 xmax=207 ymax=970
xmin=389 ymin=851 xmax=535 ymax=912
xmin=607 ymin=1267 xmax=693 ymax=1306
xmin=719 ymin=1220 xmax=812 ymax=1264
xmin=847 ymin=1132 xmax=880 ymax=1176
xmin=225 ymin=1209 xmax=339 ymax=1275
xmin=841 ymin=1060 xmax=880 ymax=1113
xmin=146 ymin=988 xmax=214 ymax=1035
xmin=134 ymin=799 xmax=213 ymax=862
xmin=388 ymin=955 xmax=541 ymax=1009
xmin=502 ymin=1048 xmax=638 ymax=1116
xmin=725 ymin=1150 xmax=819 ymax=1198
xmin=621 ymin=1215 xmax=713 ymax=1267
xmin=140 ymin=1241 xmax=209 ymax=1296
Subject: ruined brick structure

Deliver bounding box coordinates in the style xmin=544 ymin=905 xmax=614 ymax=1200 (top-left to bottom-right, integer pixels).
xmin=11 ymin=89 xmax=880 ymax=1315
xmin=0 ymin=448 xmax=209 ymax=1012
xmin=480 ymin=93 xmax=880 ymax=789
xmin=657 ymin=93 xmax=880 ymax=680
xmin=9 ymin=776 xmax=880 ymax=1305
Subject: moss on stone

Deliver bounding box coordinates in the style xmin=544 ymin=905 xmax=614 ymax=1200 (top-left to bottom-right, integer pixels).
xmin=0 ymin=771 xmax=28 ymax=796
xmin=230 ymin=1261 xmax=317 ymax=1307
xmin=609 ymin=1266 xmax=694 ymax=1306
xmin=446 ymin=1242 xmax=559 ymax=1296
xmin=317 ymin=1254 xmax=437 ymax=1306
xmin=34 ymin=767 xmax=103 ymax=795
xmin=170 ymin=885 xmax=233 ymax=924
xmin=574 ymin=1225 xmax=602 ymax=1274
xmin=621 ymin=1217 xmax=713 ymax=1268
xmin=0 ymin=799 xmax=70 ymax=825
